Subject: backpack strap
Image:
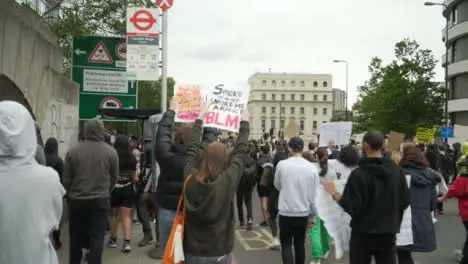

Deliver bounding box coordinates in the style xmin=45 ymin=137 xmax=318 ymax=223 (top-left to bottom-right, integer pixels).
xmin=176 ymin=175 xmax=192 ymax=215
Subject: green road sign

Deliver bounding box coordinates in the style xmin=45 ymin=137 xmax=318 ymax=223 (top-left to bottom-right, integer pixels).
xmin=79 ymin=94 xmax=137 ymax=121
xmin=72 ymin=36 xmax=137 ymax=121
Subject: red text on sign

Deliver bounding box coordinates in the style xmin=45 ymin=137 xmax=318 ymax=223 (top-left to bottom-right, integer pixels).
xmin=205 ymin=112 xmax=239 ymax=130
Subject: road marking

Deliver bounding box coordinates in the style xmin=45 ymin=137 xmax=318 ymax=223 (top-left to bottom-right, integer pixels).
xmin=235 ymin=228 xmax=272 ymax=251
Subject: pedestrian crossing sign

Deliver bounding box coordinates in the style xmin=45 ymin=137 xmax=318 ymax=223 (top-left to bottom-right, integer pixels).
xmin=88 ymin=41 xmax=113 ymax=64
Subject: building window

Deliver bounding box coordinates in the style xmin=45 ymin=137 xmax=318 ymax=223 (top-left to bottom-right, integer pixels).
xmin=300 ymin=120 xmax=304 ymax=131
xmin=290 ymin=94 xmax=295 ymax=100
xmin=313 ymin=95 xmax=318 ymax=101
xmin=272 ymin=94 xmax=276 ymax=100
xmin=262 ymin=93 xmax=266 ymax=100
xmin=272 ymin=80 xmax=277 ymax=87
xmin=281 ymin=107 xmax=285 ymax=114
xmin=452 ymin=5 xmax=458 ymax=25
xmin=280 ymin=120 xmax=285 ymax=129
xmin=281 ymin=80 xmax=286 ymax=86
xmin=271 ymin=119 xmax=276 ymax=129
xmin=323 ymin=108 xmax=328 ymax=115
xmin=313 ymin=81 xmax=318 ymax=87
xmin=271 ymin=107 xmax=276 ymax=114
xmin=262 ymin=80 xmax=267 ymax=86
xmin=300 ymin=81 xmax=305 ymax=87
xmin=323 ymin=121 xmax=327 ymax=123
xmin=300 ymin=94 xmax=305 ymax=101
xmin=313 ymin=121 xmax=317 ymax=129
xmin=261 ymin=106 xmax=266 ymax=114
xmin=323 ymin=95 xmax=327 ymax=101
xmin=261 ymin=119 xmax=266 ymax=129
xmin=290 ymin=107 xmax=295 ymax=114
xmin=281 ymin=94 xmax=286 ymax=100
xmin=323 ymin=81 xmax=328 ymax=88
xmin=313 ymin=108 xmax=318 ymax=115
xmin=291 ymin=81 xmax=296 ymax=87
xmin=300 ymin=107 xmax=305 ymax=114
xmin=452 ymin=40 xmax=457 ymax=62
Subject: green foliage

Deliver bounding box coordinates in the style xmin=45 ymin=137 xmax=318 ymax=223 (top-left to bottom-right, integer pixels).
xmin=352 ymin=39 xmax=444 ymax=136
xmin=138 ymin=78 xmax=175 ymax=109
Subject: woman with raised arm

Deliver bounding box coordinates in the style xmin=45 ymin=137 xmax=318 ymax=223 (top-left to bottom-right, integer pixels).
xmin=183 ymin=104 xmax=250 ymax=264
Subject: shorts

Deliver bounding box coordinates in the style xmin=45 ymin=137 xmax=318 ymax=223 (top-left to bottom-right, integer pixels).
xmin=257 ymin=185 xmax=269 ymax=198
xmin=111 ymin=184 xmax=135 ymax=208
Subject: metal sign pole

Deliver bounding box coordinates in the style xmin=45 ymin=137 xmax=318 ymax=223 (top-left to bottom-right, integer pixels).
xmin=161 ymin=10 xmax=168 ymax=112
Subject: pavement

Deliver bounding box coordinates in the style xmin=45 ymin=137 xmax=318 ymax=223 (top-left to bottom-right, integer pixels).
xmin=57 ymin=197 xmax=464 ymax=264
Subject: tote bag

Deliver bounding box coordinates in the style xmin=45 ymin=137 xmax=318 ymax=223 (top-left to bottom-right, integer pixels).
xmin=163 ymin=175 xmax=191 ymax=264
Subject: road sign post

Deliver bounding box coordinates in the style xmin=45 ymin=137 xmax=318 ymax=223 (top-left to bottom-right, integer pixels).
xmin=156 ymin=0 xmax=173 ymax=112
xmin=126 ymin=8 xmax=160 ymax=81
xmin=72 ymin=36 xmax=137 ymax=121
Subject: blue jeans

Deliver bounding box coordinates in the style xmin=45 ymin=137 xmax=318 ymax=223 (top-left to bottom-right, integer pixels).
xmin=158 ymin=207 xmax=177 ymax=251
xmin=184 ymin=253 xmax=232 ymax=264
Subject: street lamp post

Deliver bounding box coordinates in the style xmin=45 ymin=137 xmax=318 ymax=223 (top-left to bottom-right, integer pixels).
xmin=333 ymin=60 xmax=349 ymax=120
xmin=425 ymin=1 xmax=450 ymax=128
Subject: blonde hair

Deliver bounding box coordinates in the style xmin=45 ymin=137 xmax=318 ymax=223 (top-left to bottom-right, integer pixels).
xmin=391 ymin=150 xmax=401 ymax=164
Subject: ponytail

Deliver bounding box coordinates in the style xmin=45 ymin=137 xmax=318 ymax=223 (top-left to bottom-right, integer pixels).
xmin=316 ymin=148 xmax=328 ymax=177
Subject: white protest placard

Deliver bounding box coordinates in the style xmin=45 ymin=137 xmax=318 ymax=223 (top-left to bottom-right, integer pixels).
xmin=318 ymin=122 xmax=353 ymax=147
xmin=204 ymin=84 xmax=249 ymax=132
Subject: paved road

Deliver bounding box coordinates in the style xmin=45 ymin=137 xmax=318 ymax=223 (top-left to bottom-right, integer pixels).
xmin=57 ymin=197 xmax=463 ymax=264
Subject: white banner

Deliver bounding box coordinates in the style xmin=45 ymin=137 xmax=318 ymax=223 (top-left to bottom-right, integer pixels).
xmin=318 ymin=122 xmax=353 ymax=147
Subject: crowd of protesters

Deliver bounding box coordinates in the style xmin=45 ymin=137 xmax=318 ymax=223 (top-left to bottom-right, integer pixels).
xmin=2 ymin=99 xmax=468 ymax=264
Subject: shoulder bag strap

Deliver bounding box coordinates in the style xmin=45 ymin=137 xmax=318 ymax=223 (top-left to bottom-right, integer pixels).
xmin=176 ymin=175 xmax=192 ymax=215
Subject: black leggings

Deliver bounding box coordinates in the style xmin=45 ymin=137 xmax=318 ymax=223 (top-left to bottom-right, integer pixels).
xmin=236 ymin=187 xmax=253 ymax=222
xmin=268 ymin=192 xmax=279 ymax=237
xmin=461 ymin=221 xmax=468 ymax=264
xmin=397 ymin=248 xmax=414 ymax=264
xmin=279 ymin=215 xmax=308 ymax=264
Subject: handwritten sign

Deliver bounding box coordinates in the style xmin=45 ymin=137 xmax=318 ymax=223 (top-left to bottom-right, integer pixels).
xmin=415 ymin=127 xmax=435 ymax=144
xmin=318 ymin=122 xmax=353 ymax=147
xmin=174 ymin=84 xmax=202 ymax=123
xmin=204 ymin=84 xmax=249 ymax=132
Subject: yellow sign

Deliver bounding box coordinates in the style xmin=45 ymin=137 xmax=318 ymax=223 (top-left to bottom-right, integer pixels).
xmin=415 ymin=127 xmax=435 ymax=144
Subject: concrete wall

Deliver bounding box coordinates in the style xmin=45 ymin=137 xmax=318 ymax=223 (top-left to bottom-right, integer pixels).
xmin=0 ymin=0 xmax=79 ymax=154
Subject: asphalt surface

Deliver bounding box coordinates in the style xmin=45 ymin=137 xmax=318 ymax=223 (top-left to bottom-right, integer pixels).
xmin=56 ymin=197 xmax=464 ymax=264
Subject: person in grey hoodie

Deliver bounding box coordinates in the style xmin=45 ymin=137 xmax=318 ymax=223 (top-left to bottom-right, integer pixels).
xmin=63 ymin=118 xmax=119 ymax=264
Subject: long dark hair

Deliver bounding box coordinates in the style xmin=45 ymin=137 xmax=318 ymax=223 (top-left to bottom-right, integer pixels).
xmin=114 ymin=135 xmax=135 ymax=170
xmin=400 ymin=146 xmax=429 ymax=168
xmin=316 ymin=147 xmax=329 ymax=177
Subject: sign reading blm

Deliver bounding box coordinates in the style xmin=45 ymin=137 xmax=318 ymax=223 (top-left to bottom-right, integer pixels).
xmin=204 ymin=84 xmax=250 ymax=132
xmin=72 ymin=36 xmax=137 ymax=121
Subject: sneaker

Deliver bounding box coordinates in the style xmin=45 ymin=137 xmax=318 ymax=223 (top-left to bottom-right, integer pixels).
xmin=108 ymin=239 xmax=117 ymax=248
xmin=246 ymin=219 xmax=253 ymax=231
xmin=268 ymin=238 xmax=280 ymax=250
xmin=323 ymin=251 xmax=330 ymax=259
xmin=239 ymin=220 xmax=245 ymax=228
xmin=260 ymin=220 xmax=268 ymax=227
xmin=138 ymin=234 xmax=153 ymax=247
xmin=432 ymin=217 xmax=438 ymax=224
xmin=454 ymin=249 xmax=463 ymax=261
xmin=148 ymin=247 xmax=164 ymax=259
xmin=310 ymin=260 xmax=321 ymax=264
xmin=122 ymin=242 xmax=131 ymax=253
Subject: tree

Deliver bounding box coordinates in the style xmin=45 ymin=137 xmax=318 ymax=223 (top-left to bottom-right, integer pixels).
xmin=352 ymin=39 xmax=444 ymax=136
xmin=138 ymin=78 xmax=175 ymax=109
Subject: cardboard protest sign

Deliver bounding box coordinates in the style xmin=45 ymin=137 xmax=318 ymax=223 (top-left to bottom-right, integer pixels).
xmin=204 ymin=84 xmax=249 ymax=132
xmin=386 ymin=131 xmax=405 ymax=152
xmin=318 ymin=122 xmax=353 ymax=147
xmin=284 ymin=119 xmax=299 ymax=139
xmin=415 ymin=127 xmax=435 ymax=144
xmin=174 ymin=84 xmax=202 ymax=123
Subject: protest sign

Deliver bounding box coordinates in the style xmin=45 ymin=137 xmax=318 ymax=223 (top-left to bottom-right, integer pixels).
xmin=174 ymin=84 xmax=202 ymax=123
xmin=318 ymin=122 xmax=353 ymax=147
xmin=204 ymin=84 xmax=249 ymax=132
xmin=386 ymin=131 xmax=405 ymax=152
xmin=415 ymin=127 xmax=435 ymax=144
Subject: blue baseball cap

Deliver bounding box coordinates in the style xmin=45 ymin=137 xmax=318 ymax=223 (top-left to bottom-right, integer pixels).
xmin=288 ymin=137 xmax=304 ymax=152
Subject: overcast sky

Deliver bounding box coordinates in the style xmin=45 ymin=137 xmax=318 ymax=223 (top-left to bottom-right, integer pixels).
xmin=166 ymin=0 xmax=446 ymax=107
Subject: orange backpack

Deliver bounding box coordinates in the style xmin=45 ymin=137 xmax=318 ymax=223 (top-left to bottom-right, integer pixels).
xmin=163 ymin=175 xmax=191 ymax=264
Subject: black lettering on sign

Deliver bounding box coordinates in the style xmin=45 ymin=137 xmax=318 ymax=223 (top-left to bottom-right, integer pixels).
xmin=210 ymin=84 xmax=244 ymax=113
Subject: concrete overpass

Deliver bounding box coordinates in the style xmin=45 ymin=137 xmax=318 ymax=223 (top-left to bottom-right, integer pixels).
xmin=0 ymin=0 xmax=79 ymax=156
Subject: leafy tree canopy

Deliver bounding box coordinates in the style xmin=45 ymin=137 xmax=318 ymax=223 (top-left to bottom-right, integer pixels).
xmin=352 ymin=39 xmax=444 ymax=136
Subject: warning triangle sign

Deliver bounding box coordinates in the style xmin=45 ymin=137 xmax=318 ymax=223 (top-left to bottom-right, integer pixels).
xmin=88 ymin=41 xmax=113 ymax=64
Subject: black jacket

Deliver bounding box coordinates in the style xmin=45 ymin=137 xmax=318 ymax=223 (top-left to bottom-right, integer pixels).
xmin=339 ymin=157 xmax=410 ymax=235
xmin=155 ymin=110 xmax=218 ymax=211
xmin=44 ymin=138 xmax=64 ymax=182
xmin=239 ymin=156 xmax=257 ymax=189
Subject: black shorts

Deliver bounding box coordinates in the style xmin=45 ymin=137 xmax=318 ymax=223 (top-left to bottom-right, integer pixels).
xmin=111 ymin=184 xmax=135 ymax=208
xmin=257 ymin=185 xmax=269 ymax=198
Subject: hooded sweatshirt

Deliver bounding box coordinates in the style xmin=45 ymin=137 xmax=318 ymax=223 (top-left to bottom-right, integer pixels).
xmin=0 ymin=101 xmax=65 ymax=264
xmin=44 ymin=138 xmax=64 ymax=182
xmin=457 ymin=142 xmax=468 ymax=174
xmin=63 ymin=119 xmax=119 ymax=200
xmin=339 ymin=157 xmax=410 ymax=235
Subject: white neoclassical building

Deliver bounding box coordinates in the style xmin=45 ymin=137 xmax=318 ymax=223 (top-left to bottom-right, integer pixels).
xmin=248 ymin=72 xmax=333 ymax=141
